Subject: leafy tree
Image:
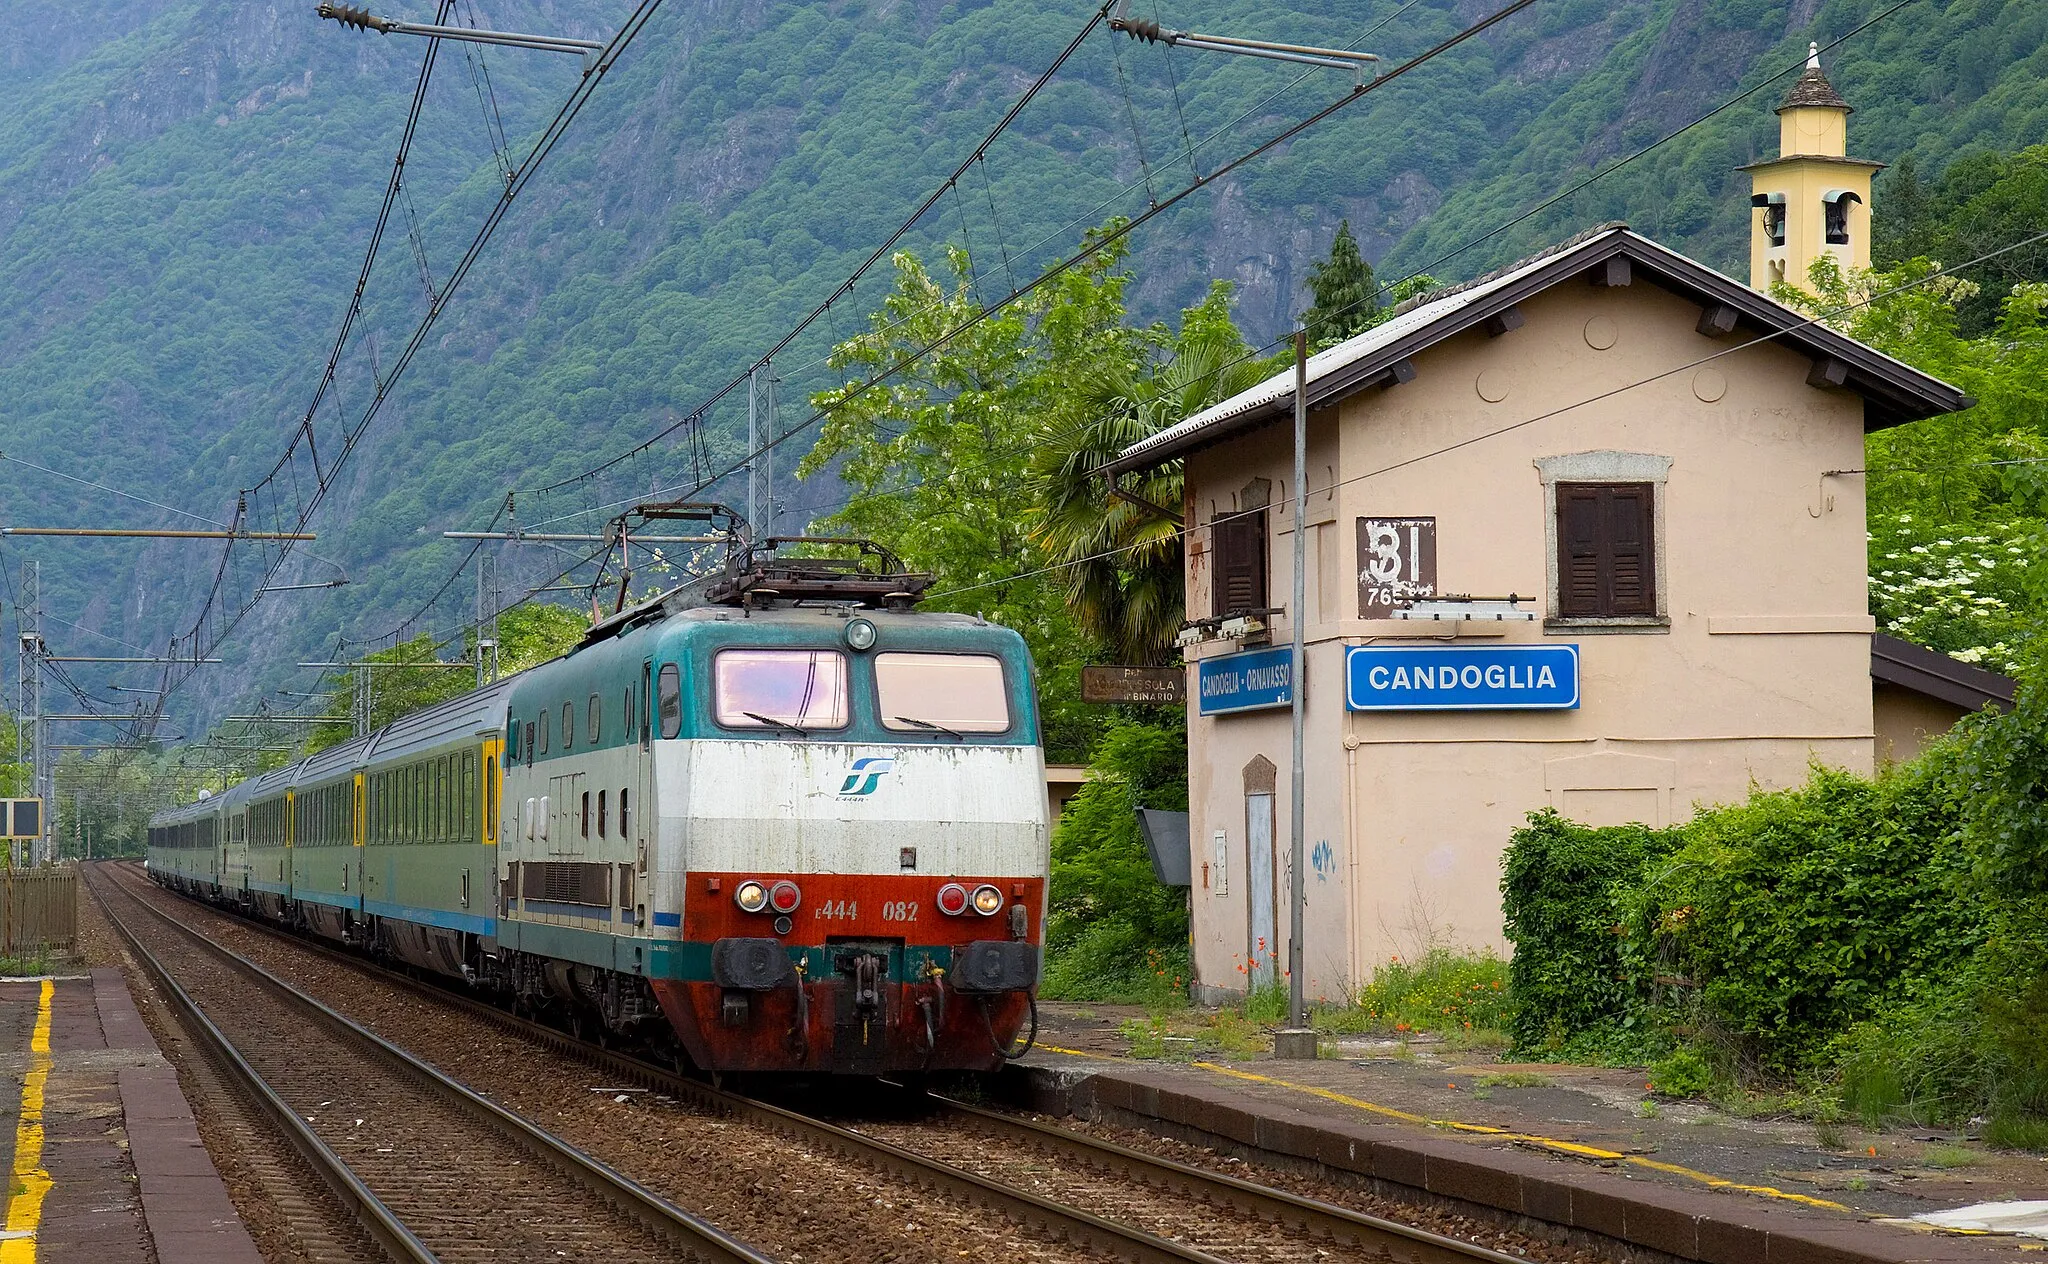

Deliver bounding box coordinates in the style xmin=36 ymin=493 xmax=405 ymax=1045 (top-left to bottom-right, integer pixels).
xmin=1034 ymin=280 xmax=1283 ymax=664
xmin=1301 ymin=220 xmax=1378 ymax=348
xmin=0 ymin=714 xmax=25 ymax=798
xmin=306 ymin=603 xmax=587 ymax=752
xmin=1773 ymin=257 xmax=2048 ymax=671
xmin=1040 ymin=720 xmax=1191 ymax=1001
xmin=1874 ymin=145 xmax=2048 ymax=336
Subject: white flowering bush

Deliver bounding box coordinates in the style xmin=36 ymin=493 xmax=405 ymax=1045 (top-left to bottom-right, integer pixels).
xmin=1869 ymin=514 xmax=2037 ymax=672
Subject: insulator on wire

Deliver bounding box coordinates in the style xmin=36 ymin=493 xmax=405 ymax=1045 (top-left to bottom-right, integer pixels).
xmin=1116 ymin=16 xmax=1166 ymax=42
xmin=316 ymin=3 xmax=391 ymax=33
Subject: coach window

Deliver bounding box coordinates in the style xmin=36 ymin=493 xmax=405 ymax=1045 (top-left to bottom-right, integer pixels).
xmin=713 ymin=649 xmax=849 ymax=731
xmin=619 ymin=788 xmax=630 ymax=840
xmin=562 ymin=701 xmax=575 ymax=750
xmin=588 ymin=694 xmax=602 ymax=745
xmin=876 ymin=653 xmax=1011 ymax=734
xmin=580 ymin=790 xmax=591 ymax=840
xmin=597 ymin=790 xmax=608 ymax=839
xmin=657 ymin=664 xmax=682 ymax=739
xmin=509 ymin=722 xmax=521 ymax=762
xmin=538 ymin=711 xmax=550 ymax=755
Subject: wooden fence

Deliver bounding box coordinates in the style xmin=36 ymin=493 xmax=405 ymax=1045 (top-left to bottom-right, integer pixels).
xmin=0 ymin=867 xmax=76 ymax=956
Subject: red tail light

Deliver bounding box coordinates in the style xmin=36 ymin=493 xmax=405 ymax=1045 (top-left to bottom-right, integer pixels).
xmin=936 ymin=882 xmax=970 ymax=916
xmin=769 ymin=880 xmax=802 ymax=914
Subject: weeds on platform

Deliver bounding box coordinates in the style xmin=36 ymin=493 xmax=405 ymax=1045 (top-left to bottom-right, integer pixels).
xmin=0 ymin=945 xmax=53 ymax=976
xmin=1314 ymin=949 xmax=1512 ymax=1040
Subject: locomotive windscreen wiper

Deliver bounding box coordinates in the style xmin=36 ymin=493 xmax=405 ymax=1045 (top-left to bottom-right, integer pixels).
xmin=743 ymin=711 xmax=811 ymax=737
xmin=894 ymin=716 xmax=964 ymax=741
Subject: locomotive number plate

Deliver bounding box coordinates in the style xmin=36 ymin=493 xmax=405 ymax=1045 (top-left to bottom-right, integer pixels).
xmin=815 ymin=899 xmax=859 ymax=920
xmin=881 ymin=901 xmax=918 ymax=922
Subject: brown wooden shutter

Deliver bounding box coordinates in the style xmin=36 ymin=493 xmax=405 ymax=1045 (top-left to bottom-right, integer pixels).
xmin=1211 ymin=508 xmax=1269 ymax=616
xmin=1555 ymin=483 xmax=1656 ymax=618
xmin=1558 ymin=487 xmax=1603 ymax=617
xmin=1605 ymin=484 xmax=1655 ymax=615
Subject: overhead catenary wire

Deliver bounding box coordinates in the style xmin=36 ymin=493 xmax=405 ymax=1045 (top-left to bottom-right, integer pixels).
xmin=928 ymin=222 xmax=2048 ymax=604
xmin=504 ymin=0 xmax=1433 ymax=537
xmin=521 ymin=0 xmax=1122 ymax=497
xmin=134 ymin=0 xmax=672 ymax=745
xmin=631 ymin=0 xmax=1545 ymax=521
xmin=752 ymin=0 xmax=1939 ymax=542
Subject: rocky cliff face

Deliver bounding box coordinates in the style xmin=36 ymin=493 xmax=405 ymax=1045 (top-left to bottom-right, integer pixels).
xmin=2 ymin=0 xmax=2041 ymax=729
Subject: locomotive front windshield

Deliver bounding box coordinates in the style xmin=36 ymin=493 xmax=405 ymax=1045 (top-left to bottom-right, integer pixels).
xmin=877 ymin=652 xmax=1010 ymax=733
xmin=714 ymin=649 xmax=850 ymax=728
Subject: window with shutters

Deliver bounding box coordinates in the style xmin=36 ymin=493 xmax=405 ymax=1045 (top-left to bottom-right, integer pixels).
xmin=1210 ymin=508 xmax=1269 ymax=617
xmin=1555 ymin=483 xmax=1657 ymax=619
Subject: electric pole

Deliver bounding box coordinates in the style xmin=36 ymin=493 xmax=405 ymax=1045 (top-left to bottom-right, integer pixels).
xmin=476 ymin=551 xmax=500 ymax=688
xmin=14 ymin=562 xmax=47 ymax=867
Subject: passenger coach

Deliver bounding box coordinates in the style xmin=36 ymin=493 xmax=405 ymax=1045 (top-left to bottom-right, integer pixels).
xmin=148 ymin=535 xmax=1049 ymax=1076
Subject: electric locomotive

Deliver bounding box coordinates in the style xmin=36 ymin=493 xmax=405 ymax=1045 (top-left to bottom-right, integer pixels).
xmin=148 ymin=530 xmax=1049 ymax=1075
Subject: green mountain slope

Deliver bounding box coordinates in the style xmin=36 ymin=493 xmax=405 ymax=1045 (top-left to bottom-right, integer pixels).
xmin=0 ymin=0 xmax=2038 ymax=727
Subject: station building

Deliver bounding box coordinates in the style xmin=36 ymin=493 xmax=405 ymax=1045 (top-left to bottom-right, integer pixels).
xmin=1101 ymin=53 xmax=2012 ymax=1002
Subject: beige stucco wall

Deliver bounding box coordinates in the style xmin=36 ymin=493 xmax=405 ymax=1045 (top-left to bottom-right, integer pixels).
xmin=1872 ymin=681 xmax=1967 ymax=767
xmin=1180 ymin=276 xmax=1877 ymax=1002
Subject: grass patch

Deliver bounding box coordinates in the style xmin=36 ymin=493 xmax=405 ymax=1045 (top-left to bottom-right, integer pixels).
xmin=1921 ymin=1144 xmax=1982 ymax=1168
xmin=1040 ymin=921 xmax=1191 ymax=1007
xmin=1985 ymin=1113 xmax=2048 ymax=1151
xmin=1473 ymin=1072 xmax=1550 ymax=1089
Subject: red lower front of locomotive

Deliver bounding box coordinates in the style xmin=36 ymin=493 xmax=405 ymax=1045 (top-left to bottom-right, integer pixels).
xmin=654 ymin=870 xmax=1045 ymax=1075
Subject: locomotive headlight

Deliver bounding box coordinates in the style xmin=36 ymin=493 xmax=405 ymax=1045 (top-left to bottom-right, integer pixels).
xmin=971 ymin=884 xmax=1005 ymax=916
xmin=844 ymin=617 xmax=878 ymax=652
xmin=936 ymin=882 xmax=970 ymax=916
xmin=734 ymin=880 xmax=770 ymax=914
xmin=769 ymin=880 xmax=802 ymax=914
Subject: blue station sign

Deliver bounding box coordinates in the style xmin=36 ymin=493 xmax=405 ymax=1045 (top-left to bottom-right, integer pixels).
xmin=1345 ymin=644 xmax=1579 ymax=711
xmin=1197 ymin=646 xmax=1294 ymax=716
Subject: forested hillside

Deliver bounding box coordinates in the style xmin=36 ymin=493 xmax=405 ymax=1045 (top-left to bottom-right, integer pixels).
xmin=1 ymin=0 xmax=2044 ymax=729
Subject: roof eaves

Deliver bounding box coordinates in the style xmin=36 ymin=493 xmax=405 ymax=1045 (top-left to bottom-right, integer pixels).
xmin=1104 ymin=225 xmax=1969 ymax=478
xmin=1871 ymin=633 xmax=2016 ymax=712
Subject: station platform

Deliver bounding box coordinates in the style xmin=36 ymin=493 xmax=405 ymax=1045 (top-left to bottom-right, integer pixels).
xmin=1011 ymin=1008 xmax=2046 ymax=1263
xmin=0 ymin=968 xmax=259 ymax=1263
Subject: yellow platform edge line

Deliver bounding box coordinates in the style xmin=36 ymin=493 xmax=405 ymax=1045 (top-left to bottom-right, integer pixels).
xmin=1 ymin=979 xmax=55 ymax=1263
xmin=1031 ymin=1044 xmax=1848 ymax=1213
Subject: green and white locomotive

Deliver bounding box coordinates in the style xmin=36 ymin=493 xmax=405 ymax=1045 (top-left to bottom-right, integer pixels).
xmin=149 ymin=534 xmax=1049 ymax=1074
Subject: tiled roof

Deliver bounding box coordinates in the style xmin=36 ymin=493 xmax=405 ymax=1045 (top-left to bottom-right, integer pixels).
xmin=1778 ymin=65 xmax=1851 ymax=113
xmin=1103 ymin=224 xmax=1970 ymax=477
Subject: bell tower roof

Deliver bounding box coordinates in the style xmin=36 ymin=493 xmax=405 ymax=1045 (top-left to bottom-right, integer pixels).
xmin=1777 ymin=43 xmax=1851 ymax=114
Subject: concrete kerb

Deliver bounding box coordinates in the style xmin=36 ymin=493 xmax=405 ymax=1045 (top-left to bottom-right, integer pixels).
xmin=90 ymin=967 xmax=263 ymax=1263
xmin=999 ymin=1060 xmax=2036 ymax=1264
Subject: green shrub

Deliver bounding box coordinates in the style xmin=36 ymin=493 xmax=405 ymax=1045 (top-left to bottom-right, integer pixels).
xmin=1650 ymin=1047 xmax=1713 ymax=1097
xmin=1500 ymin=810 xmax=1678 ymax=1054
xmin=1039 ymin=918 xmax=1191 ymax=1005
xmin=1041 ymin=720 xmax=1190 ymax=1004
xmin=1626 ymin=759 xmax=1981 ymax=1076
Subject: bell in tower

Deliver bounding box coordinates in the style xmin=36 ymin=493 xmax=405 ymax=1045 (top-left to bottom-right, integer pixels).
xmin=1738 ymin=44 xmax=1884 ymax=292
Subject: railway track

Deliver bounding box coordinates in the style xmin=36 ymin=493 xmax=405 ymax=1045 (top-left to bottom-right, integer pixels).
xmin=106 ymin=864 xmax=1536 ymax=1264
xmin=85 ymin=864 xmax=774 ymax=1264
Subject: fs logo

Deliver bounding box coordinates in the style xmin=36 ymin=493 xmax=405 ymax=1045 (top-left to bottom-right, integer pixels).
xmin=837 ymin=756 xmax=896 ymax=797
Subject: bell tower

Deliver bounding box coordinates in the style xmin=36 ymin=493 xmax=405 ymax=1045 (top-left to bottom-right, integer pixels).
xmin=1738 ymin=44 xmax=1883 ymax=292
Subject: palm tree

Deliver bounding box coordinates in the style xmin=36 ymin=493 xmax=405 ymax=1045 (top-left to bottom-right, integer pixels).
xmin=1034 ymin=285 xmax=1281 ymax=664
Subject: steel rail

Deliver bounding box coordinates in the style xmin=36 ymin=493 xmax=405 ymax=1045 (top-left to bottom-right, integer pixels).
xmin=922 ymin=1097 xmax=1528 ymax=1264
xmin=85 ymin=869 xmax=436 ymax=1264
xmin=88 ymin=866 xmax=775 ymax=1264
xmin=121 ymin=863 xmax=1530 ymax=1264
